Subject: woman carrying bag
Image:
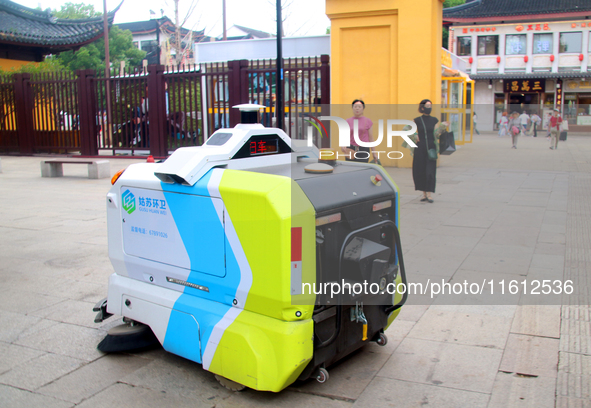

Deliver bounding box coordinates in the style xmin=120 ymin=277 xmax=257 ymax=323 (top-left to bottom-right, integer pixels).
xmin=403 ymin=99 xmax=448 ymax=203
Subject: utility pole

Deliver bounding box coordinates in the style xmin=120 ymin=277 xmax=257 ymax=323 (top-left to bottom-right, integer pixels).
xmin=222 ymin=0 xmax=227 ymax=41
xmin=276 ymin=0 xmax=283 ymax=130
xmin=103 ymin=0 xmax=112 ymax=144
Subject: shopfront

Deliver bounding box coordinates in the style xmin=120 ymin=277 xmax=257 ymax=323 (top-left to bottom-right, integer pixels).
xmin=441 ymin=48 xmax=474 ymax=145
xmin=563 ymin=79 xmax=591 ymax=127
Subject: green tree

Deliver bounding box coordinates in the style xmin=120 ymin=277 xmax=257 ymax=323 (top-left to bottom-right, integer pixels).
xmin=442 ymin=0 xmax=466 ymax=49
xmin=52 ymin=3 xmax=146 ymax=73
xmin=53 ymin=2 xmax=101 ymax=19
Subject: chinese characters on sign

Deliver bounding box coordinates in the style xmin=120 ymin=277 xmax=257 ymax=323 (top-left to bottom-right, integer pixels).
xmin=517 ymin=23 xmax=551 ymax=32
xmin=138 ymin=197 xmax=167 ymax=210
xmin=463 ymin=27 xmax=496 ymax=33
xmin=505 ymin=79 xmax=546 ymax=93
xmin=250 ymin=140 xmax=268 ymax=155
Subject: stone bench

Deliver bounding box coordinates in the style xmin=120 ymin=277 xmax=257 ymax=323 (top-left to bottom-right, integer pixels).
xmin=41 ymin=159 xmax=110 ymax=179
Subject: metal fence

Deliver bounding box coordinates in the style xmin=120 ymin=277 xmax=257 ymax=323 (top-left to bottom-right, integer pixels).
xmin=0 ymin=55 xmax=330 ymax=157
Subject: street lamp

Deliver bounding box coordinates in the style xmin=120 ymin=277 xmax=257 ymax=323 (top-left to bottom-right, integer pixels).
xmin=276 ymin=0 xmax=283 ymax=130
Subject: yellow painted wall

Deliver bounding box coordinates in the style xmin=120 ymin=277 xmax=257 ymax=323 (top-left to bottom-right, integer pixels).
xmin=0 ymin=58 xmax=37 ymax=72
xmin=326 ymin=0 xmax=444 ymax=167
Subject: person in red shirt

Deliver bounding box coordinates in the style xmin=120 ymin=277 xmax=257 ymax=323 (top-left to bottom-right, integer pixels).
xmin=548 ymin=109 xmax=563 ymax=150
xmin=342 ymin=99 xmax=379 ymax=162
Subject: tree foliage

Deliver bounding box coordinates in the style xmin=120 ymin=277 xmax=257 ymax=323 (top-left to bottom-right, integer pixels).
xmin=442 ymin=0 xmax=466 ymax=49
xmin=53 ymin=2 xmax=101 ymax=19
xmin=51 ymin=3 xmax=146 ymax=73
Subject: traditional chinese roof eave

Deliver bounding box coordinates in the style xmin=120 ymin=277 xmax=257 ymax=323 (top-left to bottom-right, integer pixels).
xmin=470 ymin=72 xmax=591 ymax=80
xmin=445 ymin=10 xmax=591 ymax=24
xmin=0 ymin=0 xmax=121 ymax=51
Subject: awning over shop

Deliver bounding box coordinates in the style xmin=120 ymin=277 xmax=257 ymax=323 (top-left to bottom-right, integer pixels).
xmin=470 ymin=72 xmax=591 ymax=80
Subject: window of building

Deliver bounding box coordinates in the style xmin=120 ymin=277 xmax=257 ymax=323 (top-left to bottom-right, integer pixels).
xmin=533 ymin=33 xmax=553 ymax=54
xmin=506 ymin=34 xmax=526 ymax=55
xmin=559 ymin=32 xmax=582 ymax=53
xmin=457 ymin=37 xmax=471 ymax=56
xmin=141 ymin=40 xmax=159 ymax=65
xmin=478 ymin=36 xmax=498 ymax=55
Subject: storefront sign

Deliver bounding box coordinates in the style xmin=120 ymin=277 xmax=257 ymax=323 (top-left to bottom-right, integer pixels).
xmin=462 ymin=27 xmax=496 ymax=33
xmin=505 ymin=79 xmax=545 ymax=93
xmin=566 ymin=81 xmax=591 ymax=90
xmin=516 ymin=23 xmax=550 ymax=31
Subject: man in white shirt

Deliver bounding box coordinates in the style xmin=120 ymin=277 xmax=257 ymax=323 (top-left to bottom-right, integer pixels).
xmin=518 ymin=111 xmax=530 ymax=136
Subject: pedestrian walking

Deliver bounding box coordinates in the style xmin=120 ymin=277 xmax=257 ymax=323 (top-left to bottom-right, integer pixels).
xmin=508 ymin=112 xmax=521 ymax=149
xmin=473 ymin=112 xmax=480 ymax=135
xmin=548 ymin=109 xmax=563 ymax=150
xmin=407 ymin=99 xmax=448 ymax=203
xmin=498 ymin=112 xmax=508 ymax=137
xmin=530 ymin=112 xmax=541 ymax=137
xmin=518 ymin=111 xmax=530 ymax=136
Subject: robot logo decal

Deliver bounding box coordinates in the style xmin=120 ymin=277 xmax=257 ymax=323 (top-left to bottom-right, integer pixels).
xmin=122 ymin=190 xmax=136 ymax=214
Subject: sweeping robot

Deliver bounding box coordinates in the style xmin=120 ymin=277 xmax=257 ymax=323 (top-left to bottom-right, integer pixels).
xmin=94 ymin=104 xmax=408 ymax=392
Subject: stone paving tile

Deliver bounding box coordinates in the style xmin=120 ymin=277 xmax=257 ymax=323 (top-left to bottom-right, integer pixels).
xmin=530 ymin=253 xmax=565 ymax=270
xmin=457 ymin=259 xmax=530 ymax=277
xmin=0 ymin=342 xmax=46 ymax=375
xmin=378 ymin=338 xmax=503 ymax=394
xmin=442 ymin=206 xmax=501 ymax=229
xmin=76 ymin=382 xmax=352 ymax=408
xmin=0 ymin=353 xmax=85 ymax=391
xmin=0 ymin=384 xmax=73 ymax=408
xmin=407 ymin=307 xmax=512 ymax=349
xmin=498 ymin=334 xmax=559 ymax=378
xmin=0 ymin=310 xmax=58 ymax=344
xmin=0 ymin=289 xmax=64 ymax=315
xmin=511 ymin=305 xmax=561 ymax=338
xmin=534 ymin=242 xmax=566 ymax=256
xmin=487 ymin=371 xmax=556 ymax=408
xmin=353 ymin=377 xmax=489 ymax=408
xmin=538 ymin=231 xmax=567 ymax=244
xmin=13 ymin=322 xmax=105 ymax=362
xmin=396 ymin=304 xmax=430 ymax=322
xmin=38 ymin=354 xmax=152 ymax=404
xmin=540 ymin=222 xmax=567 ymax=234
xmin=491 ymin=206 xmax=545 ymax=228
xmin=479 ymin=225 xmax=540 ymax=248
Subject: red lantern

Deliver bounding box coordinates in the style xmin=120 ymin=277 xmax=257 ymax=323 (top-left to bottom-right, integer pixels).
xmin=469 ymin=57 xmax=473 ymax=64
xmin=579 ymin=54 xmax=584 ymax=61
xmin=550 ymin=54 xmax=555 ymax=62
xmin=497 ymin=56 xmax=501 ymax=63
xmin=524 ymin=56 xmax=529 ymax=62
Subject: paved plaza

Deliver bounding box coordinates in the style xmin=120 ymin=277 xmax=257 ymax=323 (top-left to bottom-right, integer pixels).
xmin=1 ymin=131 xmax=590 ymax=407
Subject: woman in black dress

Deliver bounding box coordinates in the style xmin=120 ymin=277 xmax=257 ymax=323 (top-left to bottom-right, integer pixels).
xmin=411 ymin=99 xmax=447 ymax=203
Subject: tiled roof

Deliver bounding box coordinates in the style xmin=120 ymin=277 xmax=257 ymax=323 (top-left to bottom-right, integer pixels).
xmin=470 ymin=71 xmax=591 ymax=80
xmin=117 ymin=17 xmax=205 ymax=39
xmin=0 ymin=0 xmax=118 ymax=50
xmin=117 ymin=18 xmax=167 ymax=35
xmin=443 ymin=0 xmax=591 ymax=20
xmin=233 ymin=25 xmax=274 ymax=38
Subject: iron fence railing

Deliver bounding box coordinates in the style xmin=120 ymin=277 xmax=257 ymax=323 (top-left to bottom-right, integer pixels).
xmin=0 ymin=56 xmax=329 ymax=157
